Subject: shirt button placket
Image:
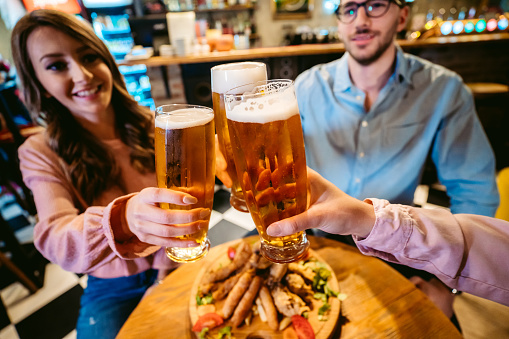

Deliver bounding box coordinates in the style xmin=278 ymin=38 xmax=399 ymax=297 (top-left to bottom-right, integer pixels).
xmin=353 ymin=118 xmax=369 ymax=195
xmin=359 ymin=120 xmax=368 ymax=159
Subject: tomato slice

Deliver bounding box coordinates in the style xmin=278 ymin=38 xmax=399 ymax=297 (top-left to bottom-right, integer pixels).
xmin=227 ymin=246 xmax=236 ymax=260
xmin=192 ymin=313 xmax=224 ymax=332
xmin=291 ymin=315 xmax=315 ymax=339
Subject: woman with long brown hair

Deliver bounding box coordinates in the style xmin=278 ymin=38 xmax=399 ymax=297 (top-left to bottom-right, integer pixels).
xmin=11 ymin=9 xmax=208 ymax=338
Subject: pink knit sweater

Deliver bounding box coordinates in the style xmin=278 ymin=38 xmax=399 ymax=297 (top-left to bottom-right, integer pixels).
xmin=18 ymin=132 xmax=178 ymax=278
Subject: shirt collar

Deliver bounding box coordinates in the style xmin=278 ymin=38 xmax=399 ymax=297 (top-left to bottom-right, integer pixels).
xmin=333 ymin=44 xmax=412 ymax=94
xmin=333 ymin=52 xmax=353 ymax=93
xmin=394 ymin=44 xmax=412 ymax=86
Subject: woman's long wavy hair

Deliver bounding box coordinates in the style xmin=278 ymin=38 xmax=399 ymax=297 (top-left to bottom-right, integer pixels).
xmin=11 ymin=9 xmax=155 ymax=206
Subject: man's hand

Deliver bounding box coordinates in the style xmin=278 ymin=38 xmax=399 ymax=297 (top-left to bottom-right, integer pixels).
xmin=266 ymin=168 xmax=376 ymax=238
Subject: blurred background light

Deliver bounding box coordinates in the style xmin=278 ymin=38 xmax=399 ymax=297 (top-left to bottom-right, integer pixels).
xmin=323 ymin=0 xmax=339 ymax=14
xmin=440 ymin=21 xmax=453 ymax=35
xmin=487 ymin=19 xmax=498 ymax=31
xmin=475 ymin=19 xmax=487 ymax=33
xmin=465 ymin=21 xmax=475 ymax=33
xmin=499 ymin=17 xmax=509 ymax=30
xmin=453 ymin=21 xmax=464 ymax=34
xmin=425 ymin=20 xmax=436 ymax=30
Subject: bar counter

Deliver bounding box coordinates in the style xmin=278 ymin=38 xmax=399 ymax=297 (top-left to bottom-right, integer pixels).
xmin=118 ymin=33 xmax=509 ymax=67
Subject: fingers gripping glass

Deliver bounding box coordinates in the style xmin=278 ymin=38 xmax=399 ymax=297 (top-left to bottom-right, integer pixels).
xmin=155 ymin=104 xmax=215 ymax=263
xmin=336 ymin=0 xmax=402 ymax=24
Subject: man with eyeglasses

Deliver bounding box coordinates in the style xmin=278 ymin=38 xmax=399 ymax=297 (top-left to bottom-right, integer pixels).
xmin=294 ymin=0 xmax=499 ymax=324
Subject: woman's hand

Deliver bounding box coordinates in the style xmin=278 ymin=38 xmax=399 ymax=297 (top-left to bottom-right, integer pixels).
xmin=125 ymin=187 xmax=210 ymax=248
xmin=215 ymin=135 xmax=232 ymax=188
xmin=266 ymin=168 xmax=376 ymax=238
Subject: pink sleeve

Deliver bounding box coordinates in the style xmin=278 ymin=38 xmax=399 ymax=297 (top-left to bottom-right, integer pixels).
xmin=18 ymin=136 xmax=160 ymax=274
xmin=354 ymin=198 xmax=509 ymax=306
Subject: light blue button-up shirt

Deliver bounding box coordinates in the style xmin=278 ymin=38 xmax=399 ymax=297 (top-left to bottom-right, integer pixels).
xmin=295 ymin=46 xmax=499 ymax=216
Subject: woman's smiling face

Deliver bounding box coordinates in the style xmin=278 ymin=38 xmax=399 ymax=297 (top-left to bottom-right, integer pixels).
xmin=27 ymin=25 xmax=114 ymax=120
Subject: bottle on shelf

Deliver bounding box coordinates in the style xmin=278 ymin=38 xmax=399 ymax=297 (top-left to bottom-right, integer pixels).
xmin=426 ymin=9 xmax=434 ymax=22
xmin=458 ymin=7 xmax=467 ymax=20
xmin=437 ymin=7 xmax=446 ymax=21
xmin=468 ymin=6 xmax=476 ymax=19
xmin=448 ymin=6 xmax=457 ymax=20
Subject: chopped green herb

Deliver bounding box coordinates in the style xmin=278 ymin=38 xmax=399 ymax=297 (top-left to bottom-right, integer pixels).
xmin=313 ymin=276 xmax=326 ymax=292
xmin=310 ymin=260 xmax=325 ymax=269
xmin=318 ymin=303 xmax=331 ymax=316
xmin=302 ymin=311 xmax=309 ymax=319
xmin=313 ymin=292 xmax=327 ymax=303
xmin=198 ymin=327 xmax=209 ymax=339
xmin=316 ymin=267 xmax=331 ymax=280
xmin=217 ymin=326 xmax=232 ymax=339
xmin=312 ymin=267 xmax=332 ymax=293
xmin=325 ymin=284 xmax=339 ymax=298
xmin=196 ymin=293 xmax=214 ymax=306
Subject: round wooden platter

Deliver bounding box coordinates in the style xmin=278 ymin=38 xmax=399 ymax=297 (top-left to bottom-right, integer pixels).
xmin=189 ymin=238 xmax=341 ymax=339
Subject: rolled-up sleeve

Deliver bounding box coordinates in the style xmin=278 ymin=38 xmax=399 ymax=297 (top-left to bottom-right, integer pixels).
xmin=354 ymin=198 xmax=509 ymax=306
xmin=19 ymin=136 xmax=160 ymax=275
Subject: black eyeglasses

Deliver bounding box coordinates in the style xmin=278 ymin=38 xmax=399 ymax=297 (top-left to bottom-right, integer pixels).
xmin=335 ymin=0 xmax=405 ymax=24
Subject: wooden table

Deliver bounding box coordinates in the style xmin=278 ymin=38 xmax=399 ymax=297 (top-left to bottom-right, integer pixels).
xmin=116 ymin=236 xmax=462 ymax=339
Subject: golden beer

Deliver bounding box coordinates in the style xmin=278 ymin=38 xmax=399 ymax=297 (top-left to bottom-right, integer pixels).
xmin=155 ymin=104 xmax=215 ymax=263
xmin=211 ymin=62 xmax=267 ymax=212
xmin=225 ymin=80 xmax=309 ymax=263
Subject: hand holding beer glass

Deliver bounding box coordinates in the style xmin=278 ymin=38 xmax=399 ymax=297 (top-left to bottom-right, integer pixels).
xmin=224 ymin=79 xmax=310 ymax=263
xmin=155 ymin=104 xmax=215 ymax=263
xmin=211 ymin=62 xmax=267 ymax=212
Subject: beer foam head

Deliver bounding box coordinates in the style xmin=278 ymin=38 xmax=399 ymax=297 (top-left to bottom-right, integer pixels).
xmin=155 ymin=108 xmax=213 ymax=129
xmin=211 ymin=62 xmax=267 ymax=94
xmin=226 ymin=84 xmax=299 ymax=123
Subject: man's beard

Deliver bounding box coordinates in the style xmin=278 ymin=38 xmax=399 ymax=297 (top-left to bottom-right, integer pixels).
xmin=346 ymin=24 xmax=398 ymax=66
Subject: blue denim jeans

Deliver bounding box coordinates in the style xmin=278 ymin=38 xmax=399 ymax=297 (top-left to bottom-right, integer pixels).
xmin=76 ymin=269 xmax=157 ymax=339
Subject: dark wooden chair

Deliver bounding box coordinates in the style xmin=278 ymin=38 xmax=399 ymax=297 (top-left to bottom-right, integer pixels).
xmin=0 ymin=80 xmax=46 ymax=293
xmin=0 ymin=212 xmax=44 ymax=294
xmin=0 ymin=80 xmax=42 ymax=216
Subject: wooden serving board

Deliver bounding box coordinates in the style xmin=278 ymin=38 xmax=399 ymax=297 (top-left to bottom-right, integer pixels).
xmin=189 ymin=238 xmax=341 ymax=339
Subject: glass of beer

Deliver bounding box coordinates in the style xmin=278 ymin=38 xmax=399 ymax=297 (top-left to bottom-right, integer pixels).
xmin=155 ymin=104 xmax=215 ymax=263
xmin=211 ymin=62 xmax=267 ymax=212
xmin=224 ymin=79 xmax=310 ymax=263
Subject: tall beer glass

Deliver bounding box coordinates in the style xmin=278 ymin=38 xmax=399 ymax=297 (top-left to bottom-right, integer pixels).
xmin=224 ymin=79 xmax=309 ymax=263
xmin=211 ymin=62 xmax=267 ymax=212
xmin=155 ymin=104 xmax=215 ymax=263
